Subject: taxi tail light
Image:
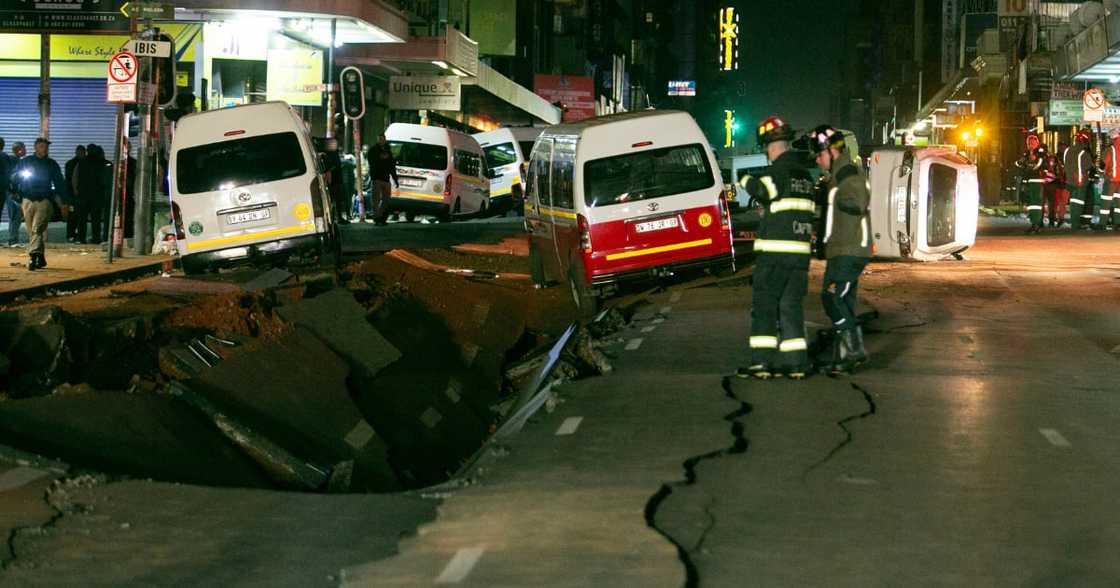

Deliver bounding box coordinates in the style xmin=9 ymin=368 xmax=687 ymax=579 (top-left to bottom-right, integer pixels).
xmin=718 ymin=191 xmax=731 ymax=229
xmin=577 ymin=214 xmax=593 ymax=253
xmin=309 ymin=177 xmax=324 ymax=218
xmin=444 ymin=174 xmax=454 ymax=199
xmin=171 ymin=202 xmax=185 ymax=240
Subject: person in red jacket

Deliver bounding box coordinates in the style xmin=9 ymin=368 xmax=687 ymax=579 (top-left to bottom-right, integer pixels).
xmin=1041 ymin=144 xmax=1061 ymax=228
xmin=1102 ymin=129 xmax=1120 ymax=229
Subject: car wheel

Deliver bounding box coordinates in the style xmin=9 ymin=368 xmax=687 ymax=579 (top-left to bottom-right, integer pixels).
xmin=405 ymin=212 xmax=416 ymax=223
xmin=568 ymin=256 xmax=599 ymax=318
xmin=181 ymin=254 xmax=206 ymax=276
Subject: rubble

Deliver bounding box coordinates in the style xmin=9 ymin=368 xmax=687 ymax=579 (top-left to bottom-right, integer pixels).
xmin=276 ymin=288 xmax=401 ymax=379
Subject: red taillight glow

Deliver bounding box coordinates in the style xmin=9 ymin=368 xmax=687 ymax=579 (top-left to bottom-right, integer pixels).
xmin=632 ymin=141 xmax=654 ymax=148
xmin=171 ymin=202 xmax=186 ymax=240
xmin=224 ymin=130 xmax=246 ymax=137
xmin=577 ymin=214 xmax=593 ymax=253
xmin=719 ymin=192 xmax=731 ymax=229
xmin=444 ymin=174 xmax=453 ymax=198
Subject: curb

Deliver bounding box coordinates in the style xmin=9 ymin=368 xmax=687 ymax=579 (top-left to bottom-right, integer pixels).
xmin=0 ymin=260 xmax=167 ymax=305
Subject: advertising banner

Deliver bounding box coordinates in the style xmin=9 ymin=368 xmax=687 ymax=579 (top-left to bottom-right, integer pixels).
xmin=266 ymin=48 xmax=323 ymax=107
xmin=534 ymin=74 xmax=595 ymax=122
xmin=0 ymin=0 xmax=128 ymax=33
xmin=1048 ymin=100 xmax=1083 ymax=126
xmin=389 ymin=75 xmax=461 ymax=111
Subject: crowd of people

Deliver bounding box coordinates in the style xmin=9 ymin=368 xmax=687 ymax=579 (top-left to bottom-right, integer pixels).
xmin=1016 ymin=127 xmax=1120 ymax=233
xmin=320 ymin=133 xmax=399 ymax=227
xmin=0 ymin=135 xmax=135 ymax=270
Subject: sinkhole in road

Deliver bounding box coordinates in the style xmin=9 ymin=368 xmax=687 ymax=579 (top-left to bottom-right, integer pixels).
xmin=0 ymin=253 xmax=599 ymax=495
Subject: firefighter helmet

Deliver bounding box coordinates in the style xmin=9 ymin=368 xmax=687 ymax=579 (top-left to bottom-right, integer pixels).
xmin=1076 ymin=128 xmax=1093 ymax=144
xmin=756 ymin=115 xmax=796 ymax=147
xmin=807 ymin=125 xmax=846 ymax=154
xmin=1025 ymin=132 xmax=1041 ymax=151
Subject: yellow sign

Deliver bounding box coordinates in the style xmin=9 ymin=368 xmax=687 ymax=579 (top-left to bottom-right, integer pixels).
xmin=265 ymin=48 xmax=324 ymax=107
xmin=719 ymin=7 xmax=739 ymax=72
xmin=698 ymin=213 xmax=713 ymax=228
xmin=176 ymin=70 xmax=188 ymax=87
xmin=0 ymin=24 xmax=198 ymax=62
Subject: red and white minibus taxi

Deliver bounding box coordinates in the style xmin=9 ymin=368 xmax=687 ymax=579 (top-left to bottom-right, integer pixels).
xmin=525 ymin=110 xmax=735 ymax=313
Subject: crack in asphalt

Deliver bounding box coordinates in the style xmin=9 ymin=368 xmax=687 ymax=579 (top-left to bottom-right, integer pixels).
xmin=644 ymin=376 xmax=751 ymax=588
xmin=801 ymin=382 xmax=878 ymax=482
xmin=2 ymin=487 xmax=66 ymax=572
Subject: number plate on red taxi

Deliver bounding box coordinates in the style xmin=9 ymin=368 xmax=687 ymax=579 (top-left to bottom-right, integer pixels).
xmin=226 ymin=209 xmax=271 ymax=225
xmin=634 ymin=217 xmax=680 ymax=233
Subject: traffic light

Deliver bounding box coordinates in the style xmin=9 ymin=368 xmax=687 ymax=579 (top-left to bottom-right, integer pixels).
xmin=155 ymin=32 xmax=176 ymax=107
xmin=340 ymin=67 xmax=365 ymax=120
xmin=724 ymin=109 xmax=735 ymax=148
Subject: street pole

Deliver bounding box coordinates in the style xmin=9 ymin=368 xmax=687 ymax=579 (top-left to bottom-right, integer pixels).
xmin=326 ymin=18 xmax=337 ymax=139
xmin=134 ymin=19 xmax=154 ymax=256
xmin=38 ymin=33 xmax=49 ymax=139
xmin=352 ymin=118 xmax=365 ymax=220
xmin=107 ymin=108 xmax=124 ymax=263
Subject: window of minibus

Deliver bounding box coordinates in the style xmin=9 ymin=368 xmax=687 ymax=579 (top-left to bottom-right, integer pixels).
xmin=388 ymin=141 xmax=448 ymax=170
xmin=583 ymin=143 xmax=715 ymax=207
xmin=927 ymin=163 xmax=957 ymax=247
xmin=483 ymin=143 xmax=518 ymax=169
xmin=176 ymin=132 xmax=306 ymax=195
xmin=454 ymin=150 xmax=483 ymax=177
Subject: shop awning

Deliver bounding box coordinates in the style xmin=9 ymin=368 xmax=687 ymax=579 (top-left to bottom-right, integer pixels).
xmin=172 ymin=0 xmax=408 ymax=45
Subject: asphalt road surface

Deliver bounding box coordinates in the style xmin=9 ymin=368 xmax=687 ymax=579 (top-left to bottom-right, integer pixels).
xmin=3 ymin=222 xmax=1120 ymax=586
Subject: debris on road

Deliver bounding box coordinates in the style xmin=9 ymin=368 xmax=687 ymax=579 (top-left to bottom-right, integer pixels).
xmin=276 ymin=288 xmax=401 ymax=378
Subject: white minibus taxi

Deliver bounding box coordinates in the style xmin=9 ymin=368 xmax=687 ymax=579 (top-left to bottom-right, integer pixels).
xmin=384 ymin=123 xmax=491 ymax=221
xmin=525 ymin=110 xmax=734 ymax=314
xmin=474 ymin=127 xmax=544 ymax=214
xmin=170 ymin=101 xmax=337 ymax=274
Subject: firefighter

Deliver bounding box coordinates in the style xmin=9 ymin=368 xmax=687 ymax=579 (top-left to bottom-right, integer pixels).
xmin=1102 ymin=128 xmax=1120 ymax=230
xmin=736 ymin=115 xmax=816 ymax=380
xmin=1053 ymin=141 xmax=1070 ymax=228
xmin=1042 ymin=144 xmax=1061 ymax=228
xmin=1015 ymin=133 xmax=1045 ymax=233
xmin=806 ymin=126 xmax=872 ymax=374
xmin=1064 ymin=129 xmax=1094 ymax=230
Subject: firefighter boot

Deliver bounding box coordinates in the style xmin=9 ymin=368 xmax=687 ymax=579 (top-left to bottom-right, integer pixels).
xmin=736 ymin=364 xmax=774 ymax=380
xmin=27 ymin=254 xmax=36 ymax=271
xmin=850 ymin=326 xmax=869 ymax=367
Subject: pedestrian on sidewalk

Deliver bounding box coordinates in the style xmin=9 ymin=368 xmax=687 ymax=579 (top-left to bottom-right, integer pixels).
xmin=808 ymin=125 xmax=872 ymax=375
xmin=11 ymin=138 xmax=70 ymax=270
xmin=1102 ymin=129 xmax=1120 ymax=230
xmin=369 ymin=134 xmax=399 ymax=226
xmin=64 ymin=145 xmax=86 ymax=242
xmin=74 ymin=144 xmax=109 ymax=244
xmin=736 ymin=116 xmax=815 ymax=380
xmin=1015 ymin=133 xmax=1045 ymax=234
xmin=1064 ymin=129 xmax=1094 ymax=230
xmin=0 ymin=137 xmax=15 ymax=244
xmin=5 ymin=140 xmax=27 ymax=247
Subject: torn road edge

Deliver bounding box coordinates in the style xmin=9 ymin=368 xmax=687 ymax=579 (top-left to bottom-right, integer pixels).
xmin=0 ymin=443 xmax=69 ymax=476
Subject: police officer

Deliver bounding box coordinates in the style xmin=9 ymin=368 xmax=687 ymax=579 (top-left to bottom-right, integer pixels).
xmin=11 ymin=138 xmax=69 ymax=270
xmin=1015 ymin=133 xmax=1045 ymax=233
xmin=1064 ymin=128 xmax=1093 ymax=230
xmin=736 ymin=116 xmax=816 ymax=380
xmin=808 ymin=126 xmax=872 ymax=374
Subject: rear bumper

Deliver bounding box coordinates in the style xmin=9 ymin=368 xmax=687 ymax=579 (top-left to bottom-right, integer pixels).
xmin=182 ymin=233 xmax=325 ymax=269
xmin=590 ymin=252 xmax=735 ymax=287
xmin=389 ymin=196 xmax=449 ymax=215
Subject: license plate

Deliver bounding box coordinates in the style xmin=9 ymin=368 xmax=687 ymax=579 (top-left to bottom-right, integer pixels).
xmin=635 ymin=217 xmax=680 ymax=233
xmin=226 ymin=208 xmax=271 ymax=225
xmin=400 ymin=177 xmax=423 ymax=188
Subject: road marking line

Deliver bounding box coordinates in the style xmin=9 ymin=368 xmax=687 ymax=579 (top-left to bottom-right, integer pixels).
xmin=555 ymin=416 xmax=583 ymax=436
xmin=1039 ymin=428 xmax=1071 ymax=447
xmin=660 ymin=306 xmax=673 ymax=314
xmin=0 ymin=467 xmax=48 ymax=492
xmin=435 ymin=546 xmax=486 ymax=584
xmin=670 ymin=292 xmax=682 ymax=303
xmin=625 ymin=338 xmax=644 ymax=351
xmin=641 ymin=326 xmax=656 ymax=333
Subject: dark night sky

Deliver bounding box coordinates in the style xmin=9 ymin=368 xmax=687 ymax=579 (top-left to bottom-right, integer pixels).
xmin=737 ymin=0 xmax=849 ymax=133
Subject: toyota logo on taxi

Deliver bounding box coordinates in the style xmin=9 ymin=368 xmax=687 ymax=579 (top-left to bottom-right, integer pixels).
xmin=648 ymin=202 xmax=660 ymax=212
xmin=233 ymin=189 xmax=252 ymax=204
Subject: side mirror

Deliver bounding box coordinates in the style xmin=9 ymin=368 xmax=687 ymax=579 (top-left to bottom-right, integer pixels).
xmin=485 ymin=167 xmax=497 ymax=179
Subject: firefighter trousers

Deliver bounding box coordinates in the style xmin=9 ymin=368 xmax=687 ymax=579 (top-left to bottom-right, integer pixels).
xmin=749 ymin=260 xmax=809 ymax=371
xmin=1110 ymin=182 xmax=1120 ymax=227
xmin=1069 ymin=184 xmax=1091 ymax=230
xmin=822 ymin=256 xmax=869 ymax=332
xmin=1025 ymin=181 xmax=1043 ymax=228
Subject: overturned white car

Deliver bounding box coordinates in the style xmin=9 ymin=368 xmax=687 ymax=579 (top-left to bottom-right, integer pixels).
xmin=867 ymin=147 xmax=979 ymax=261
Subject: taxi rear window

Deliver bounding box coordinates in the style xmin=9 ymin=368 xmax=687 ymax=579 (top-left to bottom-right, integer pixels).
xmin=176 ymin=132 xmax=306 ymax=195
xmin=583 ymin=143 xmax=714 ymax=207
xmin=388 ymin=141 xmax=448 ymax=171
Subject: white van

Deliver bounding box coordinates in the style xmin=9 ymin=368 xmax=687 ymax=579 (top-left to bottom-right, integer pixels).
xmin=384 ymin=123 xmax=491 ymax=221
xmin=867 ymin=146 xmax=979 ymax=261
xmin=474 ymin=127 xmax=544 ymax=214
xmin=525 ymin=110 xmax=734 ymax=314
xmin=170 ymin=101 xmax=337 ymax=274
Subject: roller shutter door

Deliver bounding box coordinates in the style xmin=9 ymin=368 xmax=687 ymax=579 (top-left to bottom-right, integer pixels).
xmin=0 ymin=78 xmax=40 ymax=152
xmin=50 ymin=78 xmax=119 ymax=162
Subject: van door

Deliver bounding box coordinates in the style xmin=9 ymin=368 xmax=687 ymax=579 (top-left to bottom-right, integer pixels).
xmin=526 ymin=138 xmax=560 ymax=279
xmin=547 ymin=138 xmax=580 ymax=272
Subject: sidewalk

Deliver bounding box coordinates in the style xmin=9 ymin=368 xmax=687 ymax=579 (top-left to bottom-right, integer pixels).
xmin=0 ymin=223 xmax=169 ymax=304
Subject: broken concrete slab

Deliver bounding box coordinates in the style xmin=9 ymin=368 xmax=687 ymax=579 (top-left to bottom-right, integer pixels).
xmin=0 ymin=391 xmax=273 ymax=488
xmin=277 ymin=288 xmax=401 ymax=379
xmin=192 ymin=326 xmax=398 ymax=492
xmin=0 ymin=306 xmax=73 ymax=397
xmin=240 ymin=268 xmax=294 ymax=293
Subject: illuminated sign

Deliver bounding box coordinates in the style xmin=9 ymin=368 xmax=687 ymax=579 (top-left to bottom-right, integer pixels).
xmin=724 ymin=109 xmax=735 ymax=148
xmin=667 ymin=80 xmax=696 ymax=97
xmin=718 ymin=7 xmax=739 ymax=72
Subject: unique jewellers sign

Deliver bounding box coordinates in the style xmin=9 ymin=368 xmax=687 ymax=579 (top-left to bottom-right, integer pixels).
xmin=388 ymin=75 xmax=461 ymax=111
